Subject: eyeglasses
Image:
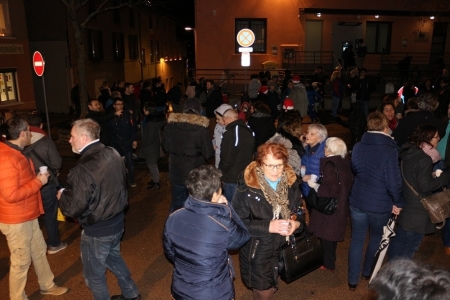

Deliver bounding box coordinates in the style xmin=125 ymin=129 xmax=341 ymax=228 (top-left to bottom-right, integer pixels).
xmin=262 ymin=163 xmax=284 ymax=170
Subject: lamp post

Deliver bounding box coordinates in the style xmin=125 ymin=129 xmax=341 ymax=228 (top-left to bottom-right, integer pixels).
xmin=185 ymin=27 xmax=197 ymax=79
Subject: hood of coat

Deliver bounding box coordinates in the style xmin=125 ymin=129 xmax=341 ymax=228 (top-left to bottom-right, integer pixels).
xmin=361 ymin=131 xmax=395 ymax=146
xmin=242 ymin=161 xmax=297 ymax=189
xmin=400 ymin=142 xmax=423 ymax=162
xmin=167 ymin=112 xmax=209 ymax=128
xmin=183 ymin=195 xmax=231 ymax=217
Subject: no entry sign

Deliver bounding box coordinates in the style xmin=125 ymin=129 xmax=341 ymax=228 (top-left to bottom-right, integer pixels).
xmin=32 ymin=51 xmax=45 ymax=76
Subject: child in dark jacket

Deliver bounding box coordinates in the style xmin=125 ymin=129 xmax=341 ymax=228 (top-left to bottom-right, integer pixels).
xmin=305 ymin=79 xmax=323 ymax=123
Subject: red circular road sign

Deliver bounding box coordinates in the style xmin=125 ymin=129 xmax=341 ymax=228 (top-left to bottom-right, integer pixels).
xmin=32 ymin=51 xmax=45 ymax=76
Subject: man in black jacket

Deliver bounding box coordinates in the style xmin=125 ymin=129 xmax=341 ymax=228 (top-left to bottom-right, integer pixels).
xmin=162 ymin=98 xmax=215 ymax=213
xmin=86 ymin=99 xmax=119 ymax=146
xmin=219 ymin=109 xmax=255 ymax=203
xmin=58 ymin=119 xmax=141 ymax=300
xmin=354 ymin=68 xmax=375 ymax=118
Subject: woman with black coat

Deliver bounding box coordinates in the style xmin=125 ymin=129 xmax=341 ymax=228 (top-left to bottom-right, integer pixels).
xmin=389 ymin=124 xmax=450 ymax=259
xmin=233 ymin=143 xmax=302 ymax=299
xmin=303 ymin=137 xmax=354 ymax=271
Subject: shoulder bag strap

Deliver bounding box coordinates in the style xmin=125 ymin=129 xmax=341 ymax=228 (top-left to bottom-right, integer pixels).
xmin=400 ymin=161 xmax=420 ymax=198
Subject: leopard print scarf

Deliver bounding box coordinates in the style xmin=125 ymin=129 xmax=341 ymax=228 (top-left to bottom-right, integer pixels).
xmin=255 ymin=166 xmax=290 ymax=220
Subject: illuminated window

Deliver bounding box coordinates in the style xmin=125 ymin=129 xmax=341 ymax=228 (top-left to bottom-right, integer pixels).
xmin=0 ymin=69 xmax=18 ymax=103
xmin=112 ymin=32 xmax=124 ymax=60
xmin=0 ymin=0 xmax=11 ymax=36
xmin=150 ymin=40 xmax=154 ymax=63
xmin=366 ymin=22 xmax=392 ymax=54
xmin=128 ymin=35 xmax=138 ymax=60
xmin=235 ymin=18 xmax=266 ymax=53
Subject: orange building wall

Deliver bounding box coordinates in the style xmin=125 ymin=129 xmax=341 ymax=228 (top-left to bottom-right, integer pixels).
xmin=196 ymin=0 xmax=450 ymax=73
xmin=0 ymin=0 xmax=36 ymax=112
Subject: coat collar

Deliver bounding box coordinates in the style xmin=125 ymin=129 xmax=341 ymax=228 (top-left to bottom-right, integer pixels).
xmin=167 ymin=113 xmax=209 ymax=128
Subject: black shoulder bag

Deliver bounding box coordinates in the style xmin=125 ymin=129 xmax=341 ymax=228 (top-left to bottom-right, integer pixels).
xmin=305 ymin=160 xmax=340 ymax=215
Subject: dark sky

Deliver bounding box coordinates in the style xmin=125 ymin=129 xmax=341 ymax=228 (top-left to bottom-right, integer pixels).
xmin=158 ymin=0 xmax=195 ymax=26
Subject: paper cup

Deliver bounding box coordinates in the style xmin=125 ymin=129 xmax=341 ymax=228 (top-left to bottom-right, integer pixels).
xmin=310 ymin=174 xmax=318 ymax=182
xmin=436 ymin=169 xmax=443 ymax=177
xmin=300 ymin=166 xmax=306 ymax=177
xmin=39 ymin=166 xmax=48 ymax=174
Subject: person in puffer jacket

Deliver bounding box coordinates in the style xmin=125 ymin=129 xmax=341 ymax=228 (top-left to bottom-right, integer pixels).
xmin=163 ymin=165 xmax=250 ymax=300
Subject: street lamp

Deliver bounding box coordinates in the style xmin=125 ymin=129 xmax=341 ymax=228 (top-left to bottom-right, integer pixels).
xmin=185 ymin=27 xmax=197 ymax=79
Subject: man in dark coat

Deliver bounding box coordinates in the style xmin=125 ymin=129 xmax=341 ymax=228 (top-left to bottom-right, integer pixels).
xmin=58 ymin=119 xmax=140 ymax=300
xmin=105 ymin=98 xmax=138 ymax=187
xmin=153 ymin=80 xmax=167 ymax=113
xmin=86 ymin=99 xmax=118 ymax=146
xmin=219 ymin=109 xmax=255 ymax=203
xmin=162 ymin=98 xmax=215 ymax=213
xmin=122 ymin=83 xmax=136 ymax=117
xmin=354 ymin=68 xmax=375 ymax=118
xmin=393 ymin=92 xmax=446 ymax=147
xmin=163 ymin=165 xmax=249 ymax=300
xmin=204 ymin=79 xmax=223 ymax=118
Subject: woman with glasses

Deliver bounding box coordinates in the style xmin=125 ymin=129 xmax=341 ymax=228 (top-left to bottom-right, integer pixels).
xmin=232 ymin=143 xmax=302 ymax=300
xmin=303 ymin=137 xmax=354 ymax=272
xmin=300 ymin=124 xmax=328 ymax=198
xmin=388 ymin=124 xmax=450 ymax=260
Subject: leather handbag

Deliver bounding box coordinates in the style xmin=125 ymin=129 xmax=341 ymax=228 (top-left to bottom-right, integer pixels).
xmin=401 ymin=162 xmax=450 ymax=228
xmin=304 ymin=161 xmax=339 ymax=215
xmin=278 ymin=219 xmax=323 ymax=283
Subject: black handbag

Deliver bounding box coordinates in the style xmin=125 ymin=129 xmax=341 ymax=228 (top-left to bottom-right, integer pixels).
xmin=304 ymin=161 xmax=339 ymax=215
xmin=278 ymin=219 xmax=323 ymax=283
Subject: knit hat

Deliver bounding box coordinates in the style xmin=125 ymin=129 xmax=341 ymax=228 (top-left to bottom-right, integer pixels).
xmin=283 ymin=98 xmax=294 ymax=110
xmin=214 ymin=104 xmax=233 ymax=116
xmin=292 ymin=75 xmax=301 ymax=84
xmin=183 ymin=97 xmax=202 ymax=115
xmin=259 ymin=86 xmax=268 ymax=94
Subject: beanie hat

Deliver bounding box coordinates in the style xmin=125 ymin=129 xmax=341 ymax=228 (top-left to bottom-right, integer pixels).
xmin=259 ymin=86 xmax=268 ymax=94
xmin=214 ymin=104 xmax=233 ymax=116
xmin=292 ymin=75 xmax=301 ymax=84
xmin=283 ymin=98 xmax=294 ymax=110
xmin=183 ymin=97 xmax=202 ymax=115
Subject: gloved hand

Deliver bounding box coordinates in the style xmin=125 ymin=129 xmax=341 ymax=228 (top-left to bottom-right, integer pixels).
xmin=307 ymin=180 xmax=320 ymax=192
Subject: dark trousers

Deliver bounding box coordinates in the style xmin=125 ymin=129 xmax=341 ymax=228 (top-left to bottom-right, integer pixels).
xmin=170 ymin=183 xmax=189 ymax=213
xmin=41 ymin=184 xmax=61 ymax=247
xmin=320 ymin=238 xmax=337 ymax=270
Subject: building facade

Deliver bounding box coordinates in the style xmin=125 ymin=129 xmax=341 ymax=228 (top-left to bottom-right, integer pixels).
xmin=195 ymin=0 xmax=450 ymax=88
xmin=0 ymin=0 xmax=37 ymax=116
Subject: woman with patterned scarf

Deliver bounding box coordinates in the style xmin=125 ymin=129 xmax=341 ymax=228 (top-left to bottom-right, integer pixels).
xmin=233 ymin=143 xmax=302 ymax=300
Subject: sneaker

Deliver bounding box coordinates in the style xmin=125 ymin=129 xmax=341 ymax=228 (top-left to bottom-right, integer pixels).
xmin=47 ymin=242 xmax=68 ymax=255
xmin=40 ymin=285 xmax=68 ymax=296
xmin=110 ymin=294 xmax=141 ymax=300
xmin=147 ymin=182 xmax=160 ymax=190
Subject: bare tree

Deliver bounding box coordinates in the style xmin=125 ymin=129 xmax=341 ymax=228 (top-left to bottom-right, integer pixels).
xmin=59 ymin=0 xmax=172 ymax=115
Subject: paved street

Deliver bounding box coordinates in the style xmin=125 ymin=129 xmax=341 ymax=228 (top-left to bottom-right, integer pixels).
xmin=0 ymin=111 xmax=449 ymax=300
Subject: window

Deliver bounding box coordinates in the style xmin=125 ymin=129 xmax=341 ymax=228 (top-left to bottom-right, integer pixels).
xmin=129 ymin=8 xmax=135 ymax=28
xmin=128 ymin=34 xmax=138 ymax=60
xmin=148 ymin=13 xmax=153 ymax=29
xmin=112 ymin=32 xmax=124 ymax=60
xmin=88 ymin=30 xmax=103 ymax=61
xmin=155 ymin=41 xmax=160 ymax=61
xmin=0 ymin=68 xmax=18 ymax=103
xmin=150 ymin=40 xmax=154 ymax=63
xmin=0 ymin=0 xmax=11 ymax=36
xmin=235 ymin=18 xmax=266 ymax=53
xmin=366 ymin=22 xmax=392 ymax=54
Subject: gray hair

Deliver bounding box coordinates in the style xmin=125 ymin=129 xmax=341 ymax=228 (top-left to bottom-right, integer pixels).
xmin=417 ymin=92 xmax=438 ymax=111
xmin=72 ymin=118 xmax=100 ymax=141
xmin=308 ymin=123 xmax=328 ymax=142
xmin=326 ymin=137 xmax=347 ymax=158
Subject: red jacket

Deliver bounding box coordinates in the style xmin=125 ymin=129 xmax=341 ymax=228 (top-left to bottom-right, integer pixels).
xmin=0 ymin=141 xmax=43 ymax=224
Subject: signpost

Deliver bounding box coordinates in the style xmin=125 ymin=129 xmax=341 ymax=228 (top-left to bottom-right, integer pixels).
xmin=32 ymin=51 xmax=51 ymax=139
xmin=236 ymin=29 xmax=255 ymax=94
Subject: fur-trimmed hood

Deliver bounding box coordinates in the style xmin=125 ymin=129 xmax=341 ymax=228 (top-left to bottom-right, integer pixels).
xmin=242 ymin=161 xmax=297 ymax=189
xmin=167 ymin=113 xmax=209 ymax=128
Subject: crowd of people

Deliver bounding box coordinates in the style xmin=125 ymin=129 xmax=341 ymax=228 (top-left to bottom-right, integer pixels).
xmin=1 ymin=65 xmax=450 ymax=300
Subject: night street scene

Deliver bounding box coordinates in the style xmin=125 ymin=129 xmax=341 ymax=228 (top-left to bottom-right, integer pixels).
xmin=0 ymin=0 xmax=450 ymax=299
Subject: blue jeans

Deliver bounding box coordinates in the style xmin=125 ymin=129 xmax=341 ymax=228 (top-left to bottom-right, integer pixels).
xmin=443 ymin=218 xmax=450 ymax=247
xmin=170 ymin=183 xmax=189 ymax=213
xmin=222 ymin=182 xmax=237 ymax=204
xmin=388 ymin=224 xmax=424 ymax=260
xmin=41 ymin=184 xmax=61 ymax=247
xmin=331 ymin=96 xmax=340 ymax=117
xmin=123 ymin=151 xmax=135 ymax=184
xmin=81 ymin=230 xmax=138 ymax=300
xmin=348 ymin=205 xmax=391 ymax=285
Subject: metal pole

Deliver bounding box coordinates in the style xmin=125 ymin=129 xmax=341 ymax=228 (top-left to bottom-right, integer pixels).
xmin=244 ymin=68 xmax=247 ymax=94
xmin=41 ymin=75 xmax=51 ymax=139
